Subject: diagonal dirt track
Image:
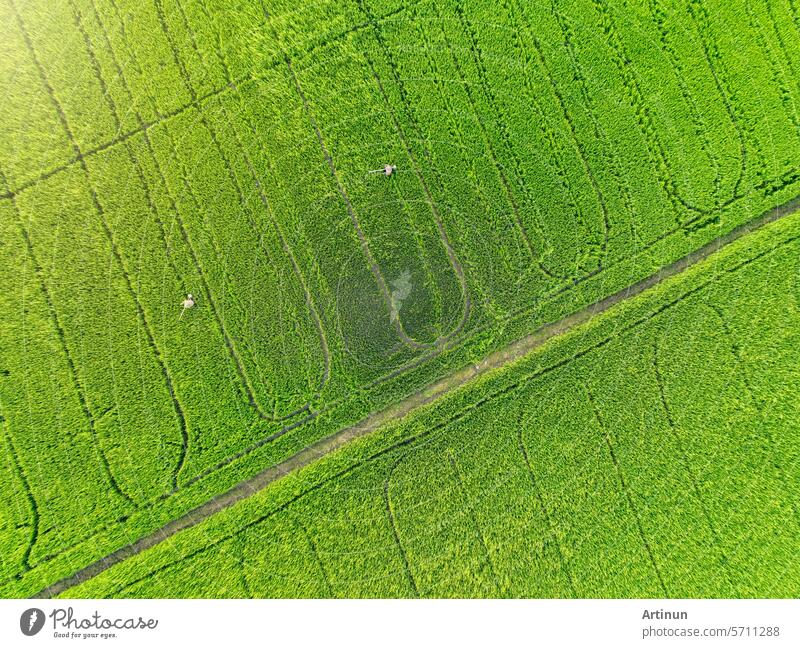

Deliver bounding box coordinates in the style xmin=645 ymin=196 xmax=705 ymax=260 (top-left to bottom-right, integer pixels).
xmin=34 ymin=193 xmax=800 ymax=599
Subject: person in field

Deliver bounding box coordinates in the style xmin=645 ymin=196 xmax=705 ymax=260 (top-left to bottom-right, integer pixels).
xmin=179 ymin=293 xmax=195 ymax=319
xmin=368 ymin=164 xmax=396 ymax=176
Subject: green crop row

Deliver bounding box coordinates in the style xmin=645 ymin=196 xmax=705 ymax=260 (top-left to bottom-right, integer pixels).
xmin=2 ymin=0 xmax=800 ymax=596
xmin=63 ymin=194 xmax=800 ymax=598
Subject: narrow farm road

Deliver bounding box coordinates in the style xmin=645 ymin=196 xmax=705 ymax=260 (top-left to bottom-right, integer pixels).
xmin=34 ymin=194 xmax=800 ymax=598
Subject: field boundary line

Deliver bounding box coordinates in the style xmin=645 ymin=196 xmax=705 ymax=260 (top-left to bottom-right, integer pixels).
xmin=32 ymin=193 xmax=800 ymax=598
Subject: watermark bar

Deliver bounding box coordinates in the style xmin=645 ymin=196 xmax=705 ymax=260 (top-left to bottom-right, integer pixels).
xmin=0 ymin=599 xmax=796 ymax=647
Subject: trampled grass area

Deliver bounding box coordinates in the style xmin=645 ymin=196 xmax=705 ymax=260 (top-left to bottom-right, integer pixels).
xmin=1 ymin=0 xmax=800 ymax=597
xmin=63 ymin=203 xmax=800 ymax=598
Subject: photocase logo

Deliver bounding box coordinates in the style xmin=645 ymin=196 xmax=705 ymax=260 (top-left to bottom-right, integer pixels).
xmin=20 ymin=608 xmax=45 ymax=636
xmin=15 ymin=607 xmax=159 ymax=640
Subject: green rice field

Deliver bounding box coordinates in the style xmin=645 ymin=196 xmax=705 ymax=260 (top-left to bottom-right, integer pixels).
xmin=1 ymin=0 xmax=799 ymax=598
xmin=63 ymin=207 xmax=800 ymax=598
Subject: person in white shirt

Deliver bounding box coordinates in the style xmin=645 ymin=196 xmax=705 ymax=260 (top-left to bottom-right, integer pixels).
xmin=179 ymin=293 xmax=195 ymax=319
xmin=368 ymin=164 xmax=396 ymax=177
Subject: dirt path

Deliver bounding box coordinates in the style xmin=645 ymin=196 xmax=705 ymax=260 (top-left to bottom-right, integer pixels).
xmin=34 ymin=194 xmax=800 ymax=598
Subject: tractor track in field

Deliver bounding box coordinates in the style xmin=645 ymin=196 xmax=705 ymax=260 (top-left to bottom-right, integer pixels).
xmin=10 ymin=0 xmax=194 ymax=500
xmin=384 ymin=452 xmax=420 ymax=596
xmin=704 ymin=302 xmax=800 ymax=532
xmin=446 ymin=449 xmax=503 ymax=595
xmin=0 ymin=1 xmax=417 ymax=203
xmin=279 ymin=48 xmax=432 ymax=352
xmin=151 ymin=0 xmax=332 ymax=417
xmin=355 ymin=0 xmax=476 ymax=339
xmin=74 ymin=0 xmax=329 ymax=430
xmin=270 ymin=0 xmax=470 ymax=352
xmin=31 ymin=191 xmax=800 ymax=599
xmin=585 ymin=383 xmax=669 ymax=597
xmin=651 ymin=338 xmax=736 ymax=592
xmin=516 ymin=406 xmax=578 ymax=597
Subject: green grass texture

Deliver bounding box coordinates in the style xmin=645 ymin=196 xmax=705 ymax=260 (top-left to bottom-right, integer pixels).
xmin=2 ymin=0 xmax=800 ymax=596
xmin=64 ymin=197 xmax=800 ymax=598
